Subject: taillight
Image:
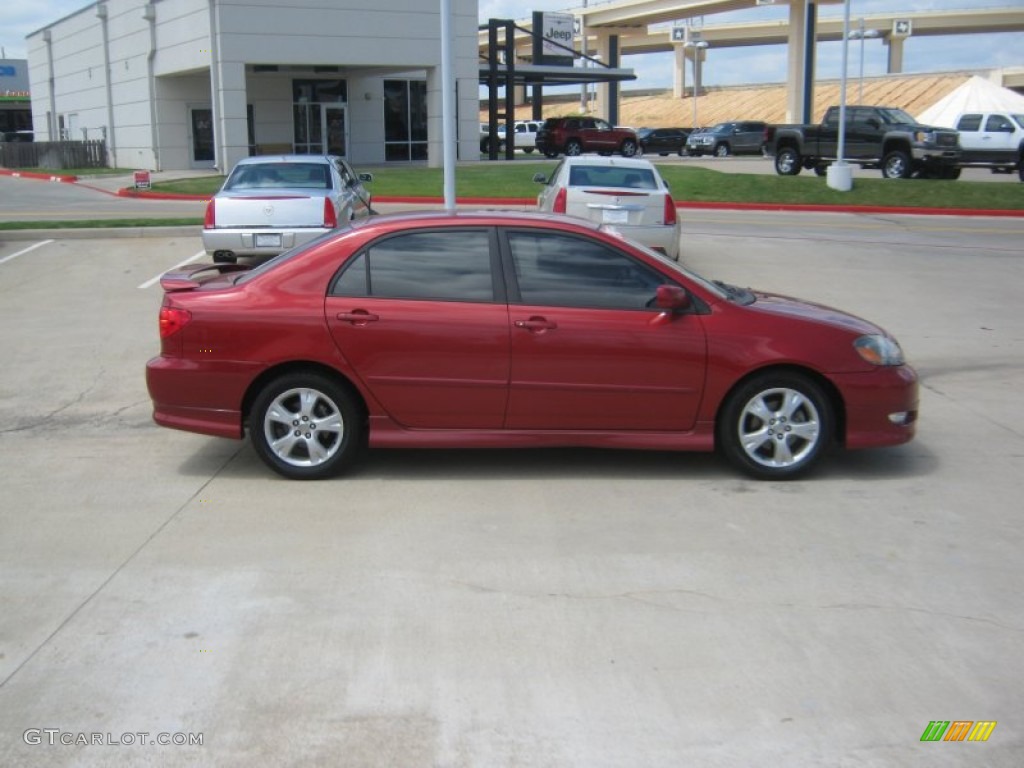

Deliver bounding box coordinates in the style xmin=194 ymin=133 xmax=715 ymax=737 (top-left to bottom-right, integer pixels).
xmin=553 ymin=187 xmax=567 ymax=214
xmin=663 ymin=194 xmax=677 ymax=225
xmin=323 ymin=198 xmax=338 ymax=228
xmin=204 ymin=199 xmax=215 ymax=228
xmin=159 ymin=306 xmax=191 ymax=338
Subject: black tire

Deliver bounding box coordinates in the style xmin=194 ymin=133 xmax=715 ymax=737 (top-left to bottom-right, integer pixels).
xmin=250 ymin=372 xmax=362 ymax=480
xmin=774 ymin=146 xmax=802 ymax=176
xmin=813 ymin=164 xmax=827 ymax=177
xmin=677 ymin=147 xmax=685 ymax=157
xmin=714 ymin=143 xmax=730 ymax=158
xmin=543 ymin=150 xmax=559 ymax=159
xmin=718 ymin=371 xmax=833 ymax=480
xmin=1018 ymin=159 xmax=1023 ymax=182
xmin=523 ymin=147 xmax=534 ymax=154
xmin=620 ymin=139 xmax=638 ymax=157
xmin=882 ymin=149 xmax=912 ymax=179
xmin=565 ymin=140 xmax=583 ymax=157
xmin=941 ymin=166 xmax=961 ymax=180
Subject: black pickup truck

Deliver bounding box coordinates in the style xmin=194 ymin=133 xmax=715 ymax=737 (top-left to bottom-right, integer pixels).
xmin=768 ymin=105 xmax=961 ymax=179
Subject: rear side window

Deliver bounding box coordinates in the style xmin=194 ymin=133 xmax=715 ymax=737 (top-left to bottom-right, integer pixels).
xmin=331 ymin=230 xmax=495 ymax=302
xmin=957 ymin=115 xmax=982 ymax=131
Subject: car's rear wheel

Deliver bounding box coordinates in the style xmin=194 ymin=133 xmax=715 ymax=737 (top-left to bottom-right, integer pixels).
xmin=719 ymin=372 xmax=833 ymax=480
xmin=251 ymin=372 xmax=362 ymax=480
xmin=565 ymin=140 xmax=583 ymax=156
xmin=774 ymin=147 xmax=802 ymax=176
xmin=882 ymin=149 xmax=912 ymax=179
xmin=620 ymin=139 xmax=638 ymax=157
xmin=714 ymin=143 xmax=730 ymax=158
xmin=813 ymin=164 xmax=827 ymax=177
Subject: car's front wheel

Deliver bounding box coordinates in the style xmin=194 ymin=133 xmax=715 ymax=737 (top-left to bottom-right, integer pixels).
xmin=714 ymin=143 xmax=730 ymax=157
xmin=882 ymin=149 xmax=912 ymax=179
xmin=250 ymin=372 xmax=362 ymax=480
xmin=718 ymin=372 xmax=833 ymax=480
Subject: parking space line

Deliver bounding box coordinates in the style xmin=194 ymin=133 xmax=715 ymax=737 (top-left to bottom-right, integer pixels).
xmin=138 ymin=250 xmax=206 ymax=289
xmin=0 ymin=240 xmax=55 ymax=266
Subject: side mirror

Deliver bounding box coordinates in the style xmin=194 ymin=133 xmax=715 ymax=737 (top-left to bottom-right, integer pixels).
xmin=532 ymin=173 xmax=548 ymax=184
xmin=358 ymin=173 xmax=373 ymax=183
xmin=866 ymin=118 xmax=881 ymax=129
xmin=654 ymin=284 xmax=690 ymax=310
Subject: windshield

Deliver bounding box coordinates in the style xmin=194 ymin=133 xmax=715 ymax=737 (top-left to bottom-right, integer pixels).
xmin=877 ymin=108 xmax=918 ymax=126
xmin=1013 ymin=115 xmax=1024 ymax=130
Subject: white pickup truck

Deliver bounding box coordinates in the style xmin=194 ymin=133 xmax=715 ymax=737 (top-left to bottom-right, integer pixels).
xmin=953 ymin=112 xmax=1024 ymax=180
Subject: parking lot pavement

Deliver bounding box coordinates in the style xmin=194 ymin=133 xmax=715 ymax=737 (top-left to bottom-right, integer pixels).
xmin=1 ymin=214 xmax=1022 ymax=766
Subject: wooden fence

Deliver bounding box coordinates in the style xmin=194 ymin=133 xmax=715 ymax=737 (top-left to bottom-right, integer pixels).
xmin=0 ymin=140 xmax=108 ymax=170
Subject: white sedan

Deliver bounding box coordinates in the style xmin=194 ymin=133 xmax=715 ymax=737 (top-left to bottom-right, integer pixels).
xmin=202 ymin=155 xmax=373 ymax=263
xmin=534 ymin=157 xmax=681 ymax=261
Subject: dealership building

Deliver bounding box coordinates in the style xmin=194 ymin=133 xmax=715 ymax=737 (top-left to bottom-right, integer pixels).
xmin=26 ymin=0 xmax=481 ymax=171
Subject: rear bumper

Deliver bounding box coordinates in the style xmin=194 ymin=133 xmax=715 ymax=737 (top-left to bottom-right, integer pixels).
xmin=146 ymin=355 xmax=254 ymax=439
xmin=202 ymin=227 xmax=330 ymax=256
xmin=831 ymin=364 xmax=919 ymax=449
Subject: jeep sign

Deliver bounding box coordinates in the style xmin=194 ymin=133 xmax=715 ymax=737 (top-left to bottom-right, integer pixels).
xmin=539 ymin=12 xmax=575 ymax=63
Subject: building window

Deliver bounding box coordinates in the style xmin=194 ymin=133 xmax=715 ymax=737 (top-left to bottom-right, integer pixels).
xmin=384 ymin=80 xmax=427 ymax=162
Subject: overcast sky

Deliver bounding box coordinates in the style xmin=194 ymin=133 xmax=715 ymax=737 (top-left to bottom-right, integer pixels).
xmin=3 ymin=1 xmax=1022 ymax=90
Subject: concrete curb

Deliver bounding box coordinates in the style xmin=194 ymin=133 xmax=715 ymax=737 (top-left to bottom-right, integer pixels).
xmin=1 ymin=226 xmax=201 ymax=241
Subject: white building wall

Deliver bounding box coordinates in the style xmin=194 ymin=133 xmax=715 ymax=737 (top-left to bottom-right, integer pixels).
xmin=28 ymin=0 xmax=481 ymax=170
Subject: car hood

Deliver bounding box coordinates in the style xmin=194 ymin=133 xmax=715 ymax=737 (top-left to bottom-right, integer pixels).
xmin=750 ymin=290 xmax=887 ymax=337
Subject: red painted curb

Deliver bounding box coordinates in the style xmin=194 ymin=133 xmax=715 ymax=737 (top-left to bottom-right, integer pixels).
xmin=2 ymin=170 xmax=1020 ymax=217
xmin=0 ymin=168 xmax=78 ymax=183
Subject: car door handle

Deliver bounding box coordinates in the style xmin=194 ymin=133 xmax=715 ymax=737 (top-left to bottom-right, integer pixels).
xmin=336 ymin=310 xmax=379 ymax=324
xmin=514 ymin=317 xmax=557 ymax=333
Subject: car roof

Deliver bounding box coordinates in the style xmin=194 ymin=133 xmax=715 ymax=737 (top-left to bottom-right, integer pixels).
xmin=345 ymin=209 xmax=604 ymax=234
xmin=233 ymin=155 xmax=335 ymax=166
xmin=557 ymin=156 xmax=659 ymax=171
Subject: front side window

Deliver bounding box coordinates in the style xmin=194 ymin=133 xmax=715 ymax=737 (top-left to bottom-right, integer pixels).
xmin=985 ymin=115 xmax=1012 ymax=132
xmin=506 ymin=231 xmax=668 ymax=310
xmin=331 ymin=230 xmax=494 ymax=302
xmin=956 ymin=114 xmax=982 ymax=132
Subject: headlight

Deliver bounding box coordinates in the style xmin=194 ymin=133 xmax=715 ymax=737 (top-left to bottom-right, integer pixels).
xmin=854 ymin=335 xmax=905 ymax=366
xmin=914 ymin=131 xmax=935 ymax=143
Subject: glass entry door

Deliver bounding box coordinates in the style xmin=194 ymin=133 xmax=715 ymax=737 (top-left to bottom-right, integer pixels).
xmin=326 ymin=107 xmax=346 ymax=156
xmin=189 ymin=107 xmax=215 ymax=166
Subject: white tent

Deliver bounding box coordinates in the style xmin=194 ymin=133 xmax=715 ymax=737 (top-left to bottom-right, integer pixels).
xmin=918 ymin=75 xmax=1024 ymax=127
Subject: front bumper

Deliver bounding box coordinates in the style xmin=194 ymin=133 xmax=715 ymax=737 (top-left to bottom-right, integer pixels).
xmin=830 ymin=364 xmax=919 ymax=449
xmin=202 ymin=227 xmax=331 ymax=257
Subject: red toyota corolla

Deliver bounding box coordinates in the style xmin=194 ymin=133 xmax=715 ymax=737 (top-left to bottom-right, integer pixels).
xmin=146 ymin=211 xmax=918 ymax=480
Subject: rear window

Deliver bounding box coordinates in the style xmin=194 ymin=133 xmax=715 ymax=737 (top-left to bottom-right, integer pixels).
xmin=569 ymin=165 xmax=658 ymax=190
xmin=224 ymin=163 xmax=332 ymax=190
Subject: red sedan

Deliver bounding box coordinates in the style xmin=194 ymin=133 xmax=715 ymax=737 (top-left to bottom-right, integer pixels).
xmin=146 ymin=211 xmax=918 ymax=480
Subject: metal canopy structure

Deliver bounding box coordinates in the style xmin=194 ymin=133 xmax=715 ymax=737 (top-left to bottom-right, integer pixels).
xmin=480 ymin=18 xmax=636 ymax=161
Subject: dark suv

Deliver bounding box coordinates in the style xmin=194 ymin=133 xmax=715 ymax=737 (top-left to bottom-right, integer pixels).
xmin=536 ymin=117 xmax=639 ymax=158
xmin=685 ymin=121 xmax=767 ymax=157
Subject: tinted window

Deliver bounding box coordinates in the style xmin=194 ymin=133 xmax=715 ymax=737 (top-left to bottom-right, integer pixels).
xmin=225 ymin=162 xmax=331 ymax=190
xmin=985 ymin=115 xmax=1012 ymax=132
xmin=568 ymin=165 xmax=658 ymax=190
xmin=956 ymin=114 xmax=982 ymax=131
xmin=331 ymin=230 xmax=494 ymax=302
xmin=507 ymin=231 xmax=667 ymax=310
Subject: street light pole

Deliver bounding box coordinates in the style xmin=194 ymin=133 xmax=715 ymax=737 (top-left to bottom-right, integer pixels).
xmin=685 ymin=40 xmax=709 ymax=130
xmin=849 ymin=18 xmax=879 ymax=103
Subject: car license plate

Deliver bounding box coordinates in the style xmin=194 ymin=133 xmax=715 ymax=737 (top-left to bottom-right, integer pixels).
xmin=602 ymin=209 xmax=628 ymax=224
xmin=256 ymin=233 xmax=282 ymax=248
